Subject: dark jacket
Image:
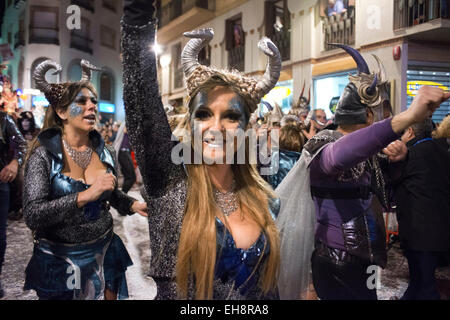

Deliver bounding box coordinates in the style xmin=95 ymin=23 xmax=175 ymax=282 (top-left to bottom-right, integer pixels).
xmin=0 ymin=111 xmax=27 ymax=171
xmin=393 ymin=136 xmax=450 ymax=252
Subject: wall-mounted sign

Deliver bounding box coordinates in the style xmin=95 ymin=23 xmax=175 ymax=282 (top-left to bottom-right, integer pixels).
xmin=407 ymin=80 xmax=448 ymax=96
xmin=99 ymin=101 xmax=115 ymax=114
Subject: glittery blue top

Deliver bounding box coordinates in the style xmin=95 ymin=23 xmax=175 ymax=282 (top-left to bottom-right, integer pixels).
xmin=215 ymin=218 xmax=268 ymax=296
xmin=23 ymin=127 xmax=136 ymax=243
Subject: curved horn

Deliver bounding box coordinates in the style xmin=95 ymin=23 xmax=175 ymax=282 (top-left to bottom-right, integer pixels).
xmin=33 ymin=60 xmax=62 ymax=93
xmin=300 ymin=81 xmax=305 ymax=98
xmin=81 ymin=59 xmax=101 ymax=82
xmin=372 ymin=54 xmax=386 ymax=82
xmin=181 ymin=28 xmax=214 ymax=79
xmin=329 ymin=43 xmax=370 ymax=74
xmin=256 ymin=37 xmax=282 ymax=96
xmin=366 ymin=74 xmax=378 ymax=96
xmin=261 ymin=100 xmax=273 ymax=111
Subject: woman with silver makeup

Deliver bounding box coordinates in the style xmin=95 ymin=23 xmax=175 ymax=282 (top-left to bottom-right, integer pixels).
xmin=122 ymin=0 xmax=282 ymax=299
xmin=22 ymin=59 xmax=148 ymax=300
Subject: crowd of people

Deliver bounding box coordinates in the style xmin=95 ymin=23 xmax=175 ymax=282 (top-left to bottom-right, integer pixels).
xmin=0 ymin=0 xmax=449 ymax=301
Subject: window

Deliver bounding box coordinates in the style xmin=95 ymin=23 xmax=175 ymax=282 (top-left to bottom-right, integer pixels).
xmin=226 ymin=15 xmax=245 ymax=71
xmin=71 ymin=18 xmax=93 ymax=54
xmin=100 ymin=72 xmax=114 ymax=102
xmin=29 ymin=6 xmax=59 ymax=45
xmin=100 ymin=25 xmax=116 ymax=49
xmin=71 ymin=0 xmax=95 ymax=13
xmin=102 ymin=0 xmax=117 ymax=12
xmin=265 ymin=0 xmax=291 ymax=61
xmin=198 ymin=45 xmax=211 ymax=67
xmin=15 ymin=15 xmax=25 ymax=48
xmin=18 ymin=59 xmax=24 ymax=89
xmin=68 ymin=59 xmax=82 ymax=82
xmin=172 ymin=43 xmax=183 ymax=88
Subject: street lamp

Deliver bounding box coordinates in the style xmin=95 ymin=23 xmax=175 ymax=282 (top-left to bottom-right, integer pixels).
xmin=159 ymin=53 xmax=172 ymax=68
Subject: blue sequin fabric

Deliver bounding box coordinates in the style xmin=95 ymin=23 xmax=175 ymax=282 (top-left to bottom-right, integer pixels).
xmin=215 ymin=218 xmax=268 ymax=296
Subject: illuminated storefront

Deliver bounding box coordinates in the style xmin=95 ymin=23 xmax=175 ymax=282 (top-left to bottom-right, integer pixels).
xmin=407 ymin=69 xmax=450 ymax=123
xmin=260 ymin=79 xmax=293 ymax=113
xmin=313 ymin=70 xmax=355 ymax=118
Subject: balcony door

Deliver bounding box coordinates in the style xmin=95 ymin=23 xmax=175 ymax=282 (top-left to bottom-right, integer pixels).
xmin=29 ymin=6 xmax=59 ymax=45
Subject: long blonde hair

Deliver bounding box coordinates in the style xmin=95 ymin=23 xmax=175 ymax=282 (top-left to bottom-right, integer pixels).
xmin=433 ymin=115 xmax=450 ymax=139
xmin=175 ymin=85 xmax=280 ymax=299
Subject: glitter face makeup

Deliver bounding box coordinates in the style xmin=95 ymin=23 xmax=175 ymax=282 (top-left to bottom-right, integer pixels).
xmin=188 ymin=87 xmax=250 ymax=164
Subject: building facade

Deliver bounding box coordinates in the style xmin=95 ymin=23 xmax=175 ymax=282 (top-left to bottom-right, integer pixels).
xmin=0 ymin=0 xmax=125 ymax=123
xmin=156 ymin=0 xmax=450 ymax=123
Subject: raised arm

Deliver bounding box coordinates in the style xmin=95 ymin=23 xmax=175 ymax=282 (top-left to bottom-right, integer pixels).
xmin=313 ymin=86 xmax=450 ymax=177
xmin=315 ymin=118 xmax=398 ymax=176
xmin=121 ymin=0 xmax=185 ymax=199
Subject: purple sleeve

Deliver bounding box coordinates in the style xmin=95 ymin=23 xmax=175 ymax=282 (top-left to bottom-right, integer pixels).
xmin=313 ymin=118 xmax=400 ymax=176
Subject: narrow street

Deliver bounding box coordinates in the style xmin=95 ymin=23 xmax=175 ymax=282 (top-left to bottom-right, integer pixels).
xmin=1 ymin=189 xmax=449 ymax=300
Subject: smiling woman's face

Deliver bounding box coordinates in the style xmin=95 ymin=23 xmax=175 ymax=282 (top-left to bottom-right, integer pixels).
xmin=57 ymin=87 xmax=98 ymax=133
xmin=190 ymin=86 xmax=249 ymax=164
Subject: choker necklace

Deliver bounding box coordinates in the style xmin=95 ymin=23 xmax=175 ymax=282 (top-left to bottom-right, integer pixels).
xmin=213 ymin=180 xmax=239 ymax=217
xmin=62 ymin=139 xmax=93 ymax=169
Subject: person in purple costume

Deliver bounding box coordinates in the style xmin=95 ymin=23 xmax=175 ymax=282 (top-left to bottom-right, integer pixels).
xmin=276 ymin=44 xmax=449 ymax=300
xmin=308 ymin=45 xmax=449 ymax=300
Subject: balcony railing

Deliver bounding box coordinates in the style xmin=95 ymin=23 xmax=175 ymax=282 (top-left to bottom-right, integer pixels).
xmin=272 ymin=28 xmax=290 ymax=62
xmin=14 ymin=31 xmax=25 ymax=48
xmin=70 ymin=32 xmax=93 ymax=54
xmin=228 ymin=45 xmax=245 ymax=72
xmin=174 ymin=67 xmax=184 ymax=89
xmin=322 ymin=7 xmax=355 ymax=51
xmin=29 ymin=27 xmax=59 ymax=45
xmin=393 ymin=0 xmax=449 ymax=30
xmin=71 ymin=0 xmax=95 ymax=12
xmin=161 ymin=0 xmax=215 ymax=27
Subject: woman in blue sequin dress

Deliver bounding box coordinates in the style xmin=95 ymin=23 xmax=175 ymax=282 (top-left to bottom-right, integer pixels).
xmin=22 ymin=60 xmax=148 ymax=300
xmin=121 ymin=0 xmax=282 ymax=299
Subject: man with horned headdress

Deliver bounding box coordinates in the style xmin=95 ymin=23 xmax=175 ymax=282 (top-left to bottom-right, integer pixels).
xmin=275 ymin=44 xmax=450 ymax=300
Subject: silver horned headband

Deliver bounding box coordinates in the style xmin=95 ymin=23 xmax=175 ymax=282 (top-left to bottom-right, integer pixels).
xmin=34 ymin=59 xmax=101 ymax=106
xmin=181 ymin=28 xmax=282 ymax=110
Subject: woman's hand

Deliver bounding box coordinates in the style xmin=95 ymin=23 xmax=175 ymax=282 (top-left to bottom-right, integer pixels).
xmin=131 ymin=201 xmax=148 ymax=217
xmin=77 ymin=173 xmax=117 ymax=208
xmin=383 ymin=140 xmax=408 ymax=162
xmin=0 ymin=159 xmax=18 ymax=183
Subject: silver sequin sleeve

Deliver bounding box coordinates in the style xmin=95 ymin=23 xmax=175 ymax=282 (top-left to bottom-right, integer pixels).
xmin=23 ymin=147 xmax=81 ymax=232
xmin=121 ymin=18 xmax=189 ymax=295
xmin=121 ymin=19 xmax=186 ymax=199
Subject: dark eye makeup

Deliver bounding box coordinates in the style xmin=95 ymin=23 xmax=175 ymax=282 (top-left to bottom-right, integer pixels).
xmin=223 ymin=110 xmax=242 ymax=121
xmin=75 ymin=96 xmax=98 ymax=105
xmin=194 ymin=107 xmax=212 ymax=119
